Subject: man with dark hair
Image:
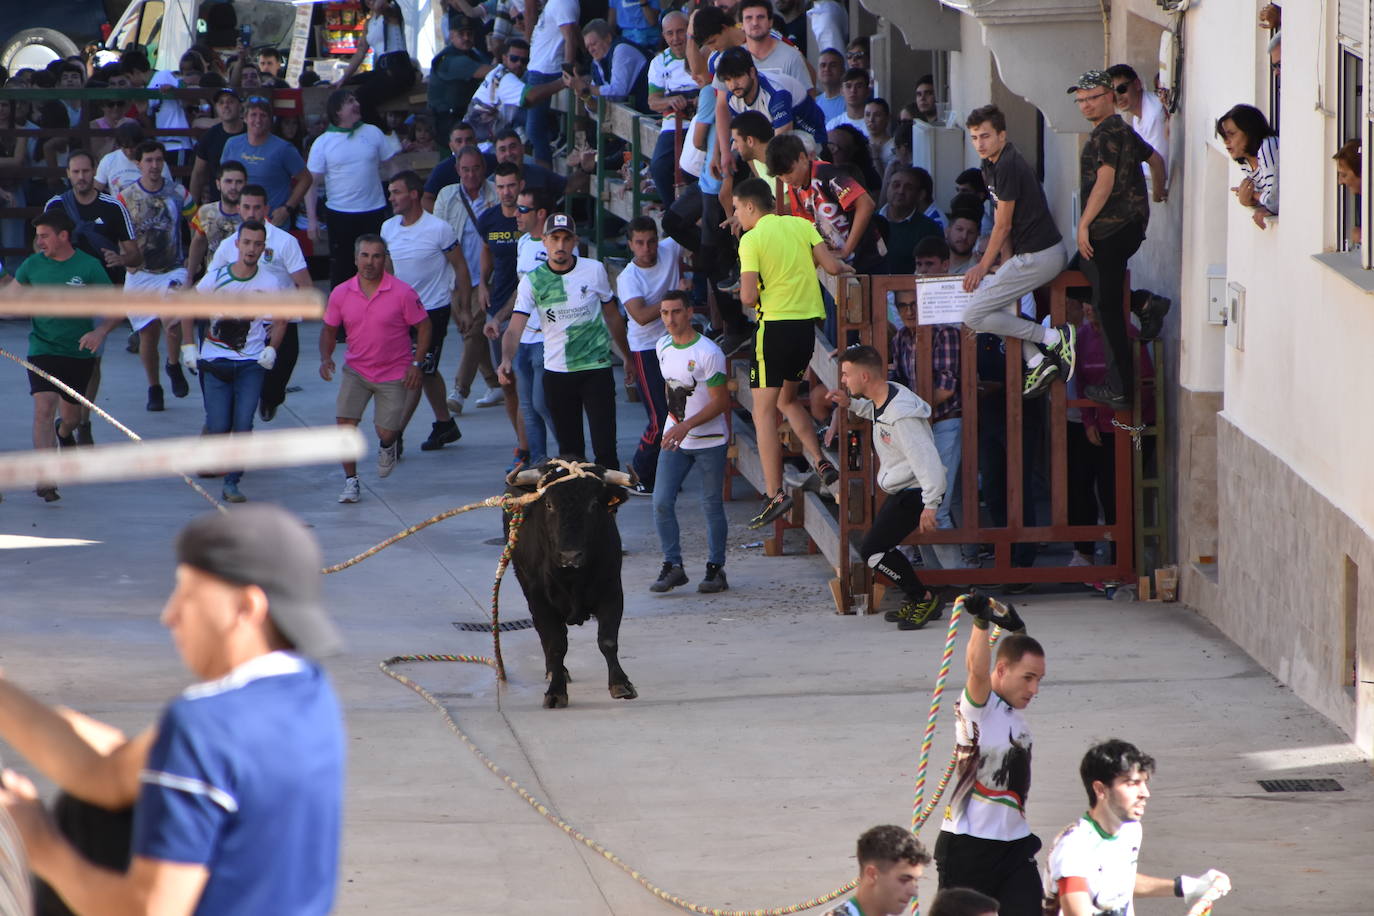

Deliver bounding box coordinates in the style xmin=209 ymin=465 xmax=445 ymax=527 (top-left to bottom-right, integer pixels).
xmin=189 ymin=88 xmax=246 ymax=203
xmin=738 ymin=0 xmax=812 ymax=88
xmin=466 ymin=39 xmax=565 ymax=146
xmin=1067 ymin=70 xmax=1166 ymax=409
xmin=1046 ymin=739 xmax=1230 ymax=915
xmin=257 ymin=46 xmax=290 ymax=88
xmin=735 ymin=175 xmax=852 ymax=528
xmin=913 ymin=74 xmax=939 ymax=124
xmin=935 ymin=593 xmax=1043 ymax=915
xmin=829 ymin=344 xmax=952 ymax=628
xmin=0 ymin=504 xmax=345 ymax=913
xmin=713 ymin=46 xmax=825 ymax=149
xmin=729 ymin=110 xmax=776 ymax=181
xmin=767 ymin=132 xmax=883 ymax=274
xmin=815 ymin=48 xmax=846 ymax=122
xmin=95 ymin=123 xmax=176 ymax=197
xmin=7 ymin=210 xmax=118 ymax=501
xmin=929 ymin=888 xmax=999 ymax=916
xmin=960 ymin=104 xmax=1074 ymax=400
xmin=880 ymin=166 xmax=942 ymax=274
xmin=186 ymin=161 xmax=246 ymax=280
xmin=827 ymin=67 xmax=870 ymax=133
xmin=497 ymin=186 xmax=558 ymax=466
xmin=944 ymin=202 xmax=982 ymax=275
xmin=491 ymin=127 xmax=566 ymax=197
xmin=423 ymin=122 xmax=482 ymax=210
xmin=322 ymin=234 xmax=431 ymax=502
xmin=649 ymin=289 xmax=731 ymax=594
xmin=823 ymin=824 xmax=931 ymax=916
xmin=617 ymin=216 xmax=681 ymax=496
xmin=382 ymin=170 xmax=471 ymax=451
xmin=1107 ymin=63 xmax=1167 ymax=171
xmin=120 ymin=140 xmax=196 ymax=411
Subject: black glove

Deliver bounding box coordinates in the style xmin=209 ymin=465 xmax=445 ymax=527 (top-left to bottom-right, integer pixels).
xmin=989 ymin=600 xmax=1026 ymax=634
xmin=963 ymin=592 xmax=994 ymax=629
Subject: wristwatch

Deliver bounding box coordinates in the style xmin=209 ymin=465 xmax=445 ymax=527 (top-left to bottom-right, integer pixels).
xmin=411 ymin=360 xmax=422 ymax=367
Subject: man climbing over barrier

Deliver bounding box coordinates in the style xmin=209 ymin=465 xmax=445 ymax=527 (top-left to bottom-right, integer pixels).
xmin=934 ymin=593 xmax=1044 ymax=915
xmin=1045 ymin=739 xmax=1231 ymax=915
xmin=827 ymin=345 xmax=953 ymax=630
xmin=824 ymin=824 xmax=931 ymax=916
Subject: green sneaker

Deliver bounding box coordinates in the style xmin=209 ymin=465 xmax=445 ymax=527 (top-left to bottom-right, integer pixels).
xmin=1046 ymin=322 xmax=1077 ymax=380
xmin=1022 ymin=359 xmax=1060 ymax=399
xmin=896 ymin=593 xmax=946 ymax=631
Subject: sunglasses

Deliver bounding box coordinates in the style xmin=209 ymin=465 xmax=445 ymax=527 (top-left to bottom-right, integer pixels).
xmin=1113 ymin=84 xmax=1130 ymax=95
xmin=516 ymin=205 xmax=533 ymax=213
xmin=507 ymin=55 xmax=528 ymax=64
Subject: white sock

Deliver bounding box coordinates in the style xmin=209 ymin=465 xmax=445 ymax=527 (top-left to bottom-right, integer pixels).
xmin=1026 ymin=352 xmax=1044 ymax=369
xmin=1042 ymin=327 xmax=1061 ymax=346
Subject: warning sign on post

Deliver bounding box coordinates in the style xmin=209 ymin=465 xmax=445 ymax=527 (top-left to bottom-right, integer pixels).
xmin=915 ymin=276 xmax=974 ymax=326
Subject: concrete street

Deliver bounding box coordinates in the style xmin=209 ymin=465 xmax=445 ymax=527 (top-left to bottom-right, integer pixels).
xmin=1 ymin=317 xmax=1370 ymax=915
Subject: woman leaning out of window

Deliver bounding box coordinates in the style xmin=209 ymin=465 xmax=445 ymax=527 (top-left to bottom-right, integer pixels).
xmin=1216 ymin=103 xmax=1278 ymax=229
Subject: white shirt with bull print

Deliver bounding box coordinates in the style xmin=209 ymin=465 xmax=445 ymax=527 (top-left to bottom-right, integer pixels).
xmin=655 ymin=332 xmax=727 ymax=450
xmin=514 ymin=256 xmax=616 ymax=373
xmin=940 ymin=687 xmax=1034 ymax=841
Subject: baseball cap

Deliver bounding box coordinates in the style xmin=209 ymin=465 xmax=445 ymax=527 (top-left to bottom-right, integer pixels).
xmin=1066 ymin=70 xmax=1113 ymax=93
xmin=212 ymin=87 xmax=240 ymax=105
xmin=176 ymin=505 xmax=342 ymax=658
xmin=544 ymin=213 xmax=577 ymax=236
xmin=452 ymin=14 xmax=482 ymax=31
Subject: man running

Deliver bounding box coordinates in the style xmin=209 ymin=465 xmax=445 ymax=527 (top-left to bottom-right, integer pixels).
xmin=935 ymin=593 xmax=1043 ymax=915
xmin=824 ymin=825 xmax=931 ymax=916
xmin=1046 ymin=739 xmax=1230 ymax=915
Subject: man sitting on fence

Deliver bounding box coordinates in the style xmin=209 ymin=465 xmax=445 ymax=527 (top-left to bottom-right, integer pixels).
xmin=734 ymin=176 xmax=851 ymax=530
xmin=827 ymin=345 xmax=952 ymax=630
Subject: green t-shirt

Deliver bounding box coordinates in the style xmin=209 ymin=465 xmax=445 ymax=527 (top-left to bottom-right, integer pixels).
xmin=737 ymin=213 xmax=824 ymax=322
xmin=16 ymin=249 xmax=111 ymax=359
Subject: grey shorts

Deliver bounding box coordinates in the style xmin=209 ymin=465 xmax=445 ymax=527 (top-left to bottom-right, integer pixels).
xmin=336 ymin=364 xmax=407 ymax=431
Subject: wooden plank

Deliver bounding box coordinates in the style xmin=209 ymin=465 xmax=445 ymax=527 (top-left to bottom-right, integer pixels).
xmin=730 ymin=426 xmax=768 ymax=498
xmin=0 ymin=427 xmax=365 ymax=488
xmin=0 ymin=287 xmax=326 ymax=320
xmin=600 ymin=178 xmax=638 ymax=222
xmin=810 ymin=326 xmax=838 ymax=391
xmin=601 ymin=101 xmax=663 ymax=151
xmin=732 ymin=360 xmax=755 ymax=413
xmin=802 ymin=488 xmax=861 ymax=571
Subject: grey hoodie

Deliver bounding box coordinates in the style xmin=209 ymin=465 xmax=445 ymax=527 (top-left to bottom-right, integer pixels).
xmin=848 ymin=382 xmax=948 ymax=508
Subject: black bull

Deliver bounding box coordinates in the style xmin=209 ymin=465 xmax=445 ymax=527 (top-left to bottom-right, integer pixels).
xmin=505 ymin=463 xmax=639 ymax=708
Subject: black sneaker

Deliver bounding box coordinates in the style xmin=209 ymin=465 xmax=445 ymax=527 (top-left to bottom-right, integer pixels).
xmin=1002 ymin=582 xmax=1033 ymax=596
xmin=747 ymin=490 xmax=793 ymax=529
xmin=718 ymin=329 xmax=753 ymax=357
xmin=1022 ymin=360 xmax=1059 ymax=399
xmin=259 ymin=402 xmax=278 ymax=423
xmin=420 ymin=418 xmax=462 ymax=450
xmin=896 ymin=593 xmax=944 ymax=630
xmin=75 ymin=421 xmax=94 ymax=446
xmin=1046 ymin=323 xmax=1077 ymax=380
xmin=146 ymin=385 xmax=165 ymax=412
xmin=1134 ymin=293 xmax=1171 ymax=341
xmin=697 ymin=562 xmax=729 ymax=593
xmin=815 ymin=458 xmax=839 ymax=486
xmin=126 ymin=331 xmax=139 ymax=354
xmin=165 ymin=361 xmax=189 ymax=398
xmin=714 ymin=263 xmax=741 ymax=293
xmin=36 ymin=486 xmax=60 ymax=502
xmin=649 ymin=562 xmax=689 ymax=593
xmin=629 ymin=481 xmax=653 ymax=497
xmin=1084 ymin=384 xmax=1129 ymax=409
xmin=54 ymin=418 xmax=76 ymax=448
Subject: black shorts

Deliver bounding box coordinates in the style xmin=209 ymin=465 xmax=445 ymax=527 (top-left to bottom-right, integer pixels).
xmin=750 ymin=317 xmax=815 ymax=389
xmin=410 ymin=305 xmax=450 ymax=376
xmin=27 ymin=354 xmax=96 ymax=403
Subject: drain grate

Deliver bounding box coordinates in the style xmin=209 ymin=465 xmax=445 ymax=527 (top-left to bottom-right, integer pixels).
xmin=1258 ymin=778 xmax=1344 ymax=793
xmin=453 ymin=619 xmax=535 ymax=633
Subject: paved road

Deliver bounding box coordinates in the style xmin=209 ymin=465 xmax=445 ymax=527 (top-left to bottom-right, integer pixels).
xmin=0 ymin=318 xmax=1369 ymax=914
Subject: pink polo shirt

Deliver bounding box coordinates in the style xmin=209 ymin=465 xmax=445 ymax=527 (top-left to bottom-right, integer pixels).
xmin=324 ymin=273 xmax=428 ymax=383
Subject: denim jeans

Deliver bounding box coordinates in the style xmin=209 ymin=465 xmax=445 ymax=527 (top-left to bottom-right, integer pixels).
xmin=649 ymin=129 xmax=679 ymax=206
xmin=921 ymin=416 xmax=975 ymax=570
xmin=652 ymin=443 xmax=728 ymax=567
xmin=524 ymin=71 xmax=563 ymax=163
xmin=200 ymin=358 xmax=266 ymax=484
xmin=514 ymin=340 xmax=553 ymax=463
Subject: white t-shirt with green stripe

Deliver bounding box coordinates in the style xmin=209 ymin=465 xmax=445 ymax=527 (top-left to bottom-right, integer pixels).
xmin=940 ymin=687 xmax=1034 ymax=841
xmin=656 ymin=332 xmax=728 ymax=450
xmin=193 ymin=263 xmax=288 ymax=361
xmin=514 ymin=256 xmax=616 ymax=373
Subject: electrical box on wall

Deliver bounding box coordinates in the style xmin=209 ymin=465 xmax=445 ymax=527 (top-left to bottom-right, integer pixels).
xmin=1206 ymin=265 xmax=1227 ymax=324
xmin=1225 ymin=281 xmax=1245 ymax=351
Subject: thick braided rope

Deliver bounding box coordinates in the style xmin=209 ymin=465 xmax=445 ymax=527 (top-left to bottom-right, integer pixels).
xmin=0 ymin=346 xmax=225 ymax=512
xmin=0 ymin=806 xmax=32 ymax=916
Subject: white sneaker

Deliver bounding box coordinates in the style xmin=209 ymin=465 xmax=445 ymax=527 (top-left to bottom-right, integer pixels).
xmin=446 ymin=387 xmax=465 ymax=414
xmin=474 ymin=387 xmax=504 ymax=408
xmin=377 ymin=441 xmax=399 ymax=478
xmin=338 ymin=476 xmax=361 ymax=503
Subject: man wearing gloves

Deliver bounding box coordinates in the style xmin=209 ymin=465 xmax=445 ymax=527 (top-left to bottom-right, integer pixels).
xmin=1046 ymin=739 xmax=1231 ymax=915
xmin=182 ymin=220 xmax=289 ymax=503
xmin=827 ymin=345 xmax=950 ymax=630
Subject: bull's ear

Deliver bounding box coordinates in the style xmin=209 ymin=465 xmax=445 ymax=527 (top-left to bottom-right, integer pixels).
xmin=605 ymin=487 xmax=629 ymax=509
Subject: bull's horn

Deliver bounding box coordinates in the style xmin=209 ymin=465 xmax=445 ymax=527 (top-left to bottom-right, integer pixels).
xmin=507 ymin=468 xmax=541 ymax=487
xmin=604 ymin=470 xmax=635 ymax=487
